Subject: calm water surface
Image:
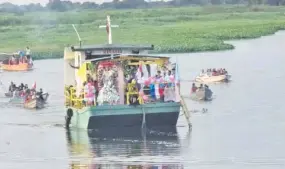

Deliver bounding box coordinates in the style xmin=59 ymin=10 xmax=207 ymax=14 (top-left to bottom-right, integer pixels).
xmin=1 ymin=32 xmax=285 ymax=169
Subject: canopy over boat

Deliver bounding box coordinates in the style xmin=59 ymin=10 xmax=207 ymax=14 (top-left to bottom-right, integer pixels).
xmin=0 ymin=52 xmax=19 ymax=62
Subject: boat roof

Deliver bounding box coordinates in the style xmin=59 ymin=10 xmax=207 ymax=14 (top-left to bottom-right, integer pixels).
xmin=70 ymin=44 xmax=154 ymax=51
xmin=84 ymin=54 xmax=170 ymax=63
xmin=118 ymin=54 xmax=169 ymax=59
xmin=0 ymin=52 xmax=19 ymax=56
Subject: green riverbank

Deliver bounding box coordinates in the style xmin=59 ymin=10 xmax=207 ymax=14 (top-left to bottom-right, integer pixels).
xmin=0 ymin=5 xmax=285 ymax=60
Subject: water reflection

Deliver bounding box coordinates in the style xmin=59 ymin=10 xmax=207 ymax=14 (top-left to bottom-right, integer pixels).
xmin=66 ymin=127 xmax=187 ymax=169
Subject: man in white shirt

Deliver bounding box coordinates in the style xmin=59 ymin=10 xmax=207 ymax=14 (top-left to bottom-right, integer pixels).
xmin=26 ymin=47 xmax=31 ymax=58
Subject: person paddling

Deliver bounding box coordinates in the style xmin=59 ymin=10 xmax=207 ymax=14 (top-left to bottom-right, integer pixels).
xmin=36 ymin=88 xmax=44 ymax=101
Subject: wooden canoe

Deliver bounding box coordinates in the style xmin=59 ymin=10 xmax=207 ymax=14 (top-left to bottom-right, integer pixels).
xmin=10 ymin=93 xmax=49 ymax=108
xmin=24 ymin=98 xmax=44 ymax=109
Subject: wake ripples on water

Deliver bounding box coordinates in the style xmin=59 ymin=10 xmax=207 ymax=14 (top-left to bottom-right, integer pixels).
xmin=67 ymin=156 xmax=285 ymax=166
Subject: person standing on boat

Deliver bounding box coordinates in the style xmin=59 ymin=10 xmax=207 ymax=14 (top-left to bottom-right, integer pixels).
xmin=156 ymin=71 xmax=162 ymax=79
xmin=26 ymin=47 xmax=31 ymax=59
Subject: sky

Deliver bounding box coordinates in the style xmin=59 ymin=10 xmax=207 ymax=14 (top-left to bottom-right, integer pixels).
xmin=0 ymin=0 xmax=112 ymax=5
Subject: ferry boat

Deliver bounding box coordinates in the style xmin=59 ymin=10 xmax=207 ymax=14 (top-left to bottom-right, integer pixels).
xmin=64 ymin=15 xmax=191 ymax=130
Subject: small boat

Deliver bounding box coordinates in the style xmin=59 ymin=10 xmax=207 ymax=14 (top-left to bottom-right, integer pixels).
xmin=1 ymin=62 xmax=33 ymax=71
xmin=189 ymin=88 xmax=213 ymax=101
xmin=195 ymin=73 xmax=231 ymax=83
xmin=9 ymin=93 xmax=49 ymax=109
xmin=0 ymin=53 xmax=33 ymax=71
xmin=24 ymin=98 xmax=46 ymax=109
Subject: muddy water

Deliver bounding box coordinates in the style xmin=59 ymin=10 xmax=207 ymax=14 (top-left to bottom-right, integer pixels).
xmin=1 ymin=31 xmax=285 ymax=169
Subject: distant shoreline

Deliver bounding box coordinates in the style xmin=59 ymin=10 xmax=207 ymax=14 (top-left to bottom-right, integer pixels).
xmin=1 ymin=5 xmax=285 ymax=60
xmin=31 ymin=28 xmax=285 ymax=61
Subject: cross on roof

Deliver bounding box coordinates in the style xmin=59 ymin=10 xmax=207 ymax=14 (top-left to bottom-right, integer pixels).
xmin=99 ymin=15 xmax=119 ymax=45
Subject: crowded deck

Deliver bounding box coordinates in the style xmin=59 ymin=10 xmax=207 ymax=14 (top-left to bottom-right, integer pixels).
xmin=64 ymin=54 xmax=179 ymax=109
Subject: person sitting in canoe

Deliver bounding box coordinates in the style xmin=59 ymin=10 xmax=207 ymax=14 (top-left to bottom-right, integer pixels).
xmin=204 ymin=84 xmax=213 ymax=99
xmin=36 ymin=88 xmax=44 ymax=101
xmin=24 ymin=89 xmax=32 ymax=103
xmin=197 ymin=84 xmax=204 ymax=91
xmin=8 ymin=55 xmax=16 ymax=65
xmin=12 ymin=87 xmax=20 ymax=98
xmin=9 ymin=82 xmax=14 ymax=92
xmin=191 ymin=83 xmax=198 ymax=93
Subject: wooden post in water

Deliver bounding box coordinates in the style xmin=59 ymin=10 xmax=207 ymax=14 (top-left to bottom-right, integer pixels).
xmin=180 ymin=95 xmax=192 ymax=129
xmin=175 ymin=56 xmax=192 ymax=129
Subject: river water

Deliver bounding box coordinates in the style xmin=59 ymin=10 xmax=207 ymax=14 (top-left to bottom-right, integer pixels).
xmin=1 ymin=31 xmax=285 ymax=169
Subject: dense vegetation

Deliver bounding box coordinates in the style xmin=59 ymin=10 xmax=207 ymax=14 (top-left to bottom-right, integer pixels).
xmin=1 ymin=0 xmax=285 ymax=13
xmin=0 ymin=2 xmax=285 ymax=59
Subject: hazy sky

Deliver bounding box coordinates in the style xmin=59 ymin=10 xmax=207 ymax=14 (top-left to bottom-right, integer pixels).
xmin=0 ymin=0 xmax=112 ymax=5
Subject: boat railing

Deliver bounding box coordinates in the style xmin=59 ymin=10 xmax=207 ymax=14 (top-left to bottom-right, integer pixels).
xmin=126 ymin=83 xmax=143 ymax=105
xmin=65 ymin=86 xmax=85 ymax=109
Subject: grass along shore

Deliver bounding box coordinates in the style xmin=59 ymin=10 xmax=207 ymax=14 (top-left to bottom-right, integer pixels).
xmin=0 ymin=5 xmax=285 ymax=60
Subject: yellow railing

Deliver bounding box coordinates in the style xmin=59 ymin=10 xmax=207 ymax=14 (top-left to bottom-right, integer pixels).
xmin=126 ymin=83 xmax=141 ymax=105
xmin=65 ymin=86 xmax=85 ymax=109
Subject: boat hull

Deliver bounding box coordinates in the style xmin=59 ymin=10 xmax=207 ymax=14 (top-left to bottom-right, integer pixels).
xmin=66 ymin=102 xmax=181 ymax=129
xmin=5 ymin=92 xmax=12 ymax=97
xmin=195 ymin=74 xmax=231 ymax=83
xmin=1 ymin=63 xmax=33 ymax=71
xmin=24 ymin=99 xmax=44 ymax=109
xmin=9 ymin=93 xmax=49 ymax=109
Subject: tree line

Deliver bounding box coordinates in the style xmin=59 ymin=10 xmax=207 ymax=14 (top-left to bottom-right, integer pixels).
xmin=0 ymin=0 xmax=284 ymax=13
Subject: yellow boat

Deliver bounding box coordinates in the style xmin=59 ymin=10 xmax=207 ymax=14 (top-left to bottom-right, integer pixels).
xmin=1 ymin=62 xmax=33 ymax=71
xmin=0 ymin=53 xmax=33 ymax=71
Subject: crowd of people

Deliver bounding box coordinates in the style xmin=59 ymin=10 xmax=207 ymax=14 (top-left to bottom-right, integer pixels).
xmin=126 ymin=68 xmax=177 ymax=105
xmin=8 ymin=82 xmax=44 ymax=102
xmin=191 ymin=83 xmax=210 ymax=93
xmin=200 ymin=68 xmax=228 ymax=76
xmin=66 ymin=61 xmax=178 ymax=107
xmin=7 ymin=47 xmax=32 ymax=65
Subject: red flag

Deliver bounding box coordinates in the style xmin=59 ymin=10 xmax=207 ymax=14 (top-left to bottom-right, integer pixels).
xmin=32 ymin=82 xmax=36 ymax=89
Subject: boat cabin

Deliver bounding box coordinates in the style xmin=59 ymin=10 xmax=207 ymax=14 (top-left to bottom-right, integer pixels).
xmin=64 ymin=15 xmax=179 ymax=109
xmin=64 ymin=43 xmax=154 ymax=88
xmin=64 ymin=44 xmax=178 ymax=108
